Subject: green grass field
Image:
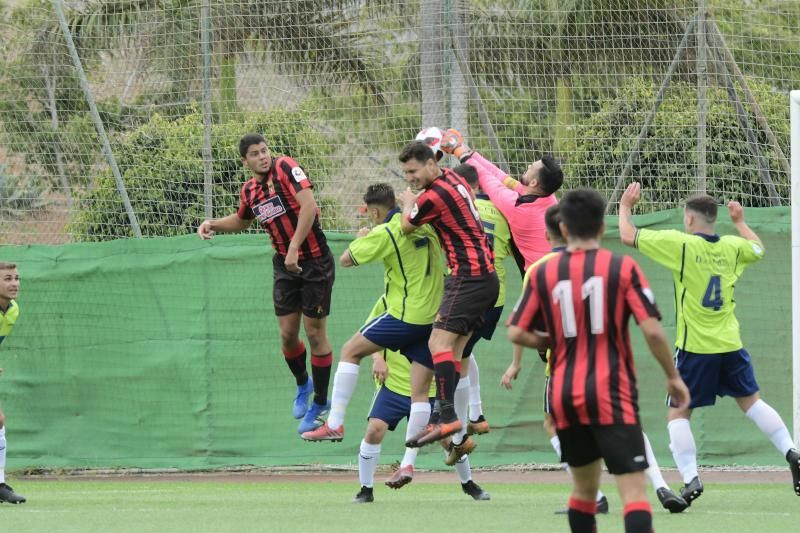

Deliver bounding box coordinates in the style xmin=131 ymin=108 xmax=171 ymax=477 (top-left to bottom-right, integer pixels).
xmin=1 ymin=478 xmax=797 ymax=532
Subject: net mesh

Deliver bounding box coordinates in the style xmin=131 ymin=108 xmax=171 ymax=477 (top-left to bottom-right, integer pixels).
xmin=1 ymin=0 xmax=798 ymax=244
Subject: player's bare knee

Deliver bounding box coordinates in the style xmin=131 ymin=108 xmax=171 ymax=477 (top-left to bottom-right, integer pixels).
xmin=736 ymin=392 xmax=760 ymax=412
xmin=364 ymin=420 xmax=386 ymax=444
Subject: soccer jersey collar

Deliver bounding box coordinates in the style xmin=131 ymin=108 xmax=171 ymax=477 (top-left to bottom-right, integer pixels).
xmin=693 ymin=232 xmax=720 ymax=243
xmin=516 ymin=193 xmax=543 ymax=206
xmin=476 ymin=193 xmax=490 ymax=201
xmin=384 ymin=207 xmax=401 ymax=223
xmin=552 ymin=246 xmax=567 ymax=252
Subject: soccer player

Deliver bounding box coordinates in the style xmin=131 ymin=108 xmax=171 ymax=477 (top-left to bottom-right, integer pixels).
xmin=197 ymin=133 xmax=335 ymax=434
xmin=504 ymin=205 xmax=688 ymax=515
xmin=451 ymin=163 xmax=514 ymax=437
xmin=440 ymin=129 xmax=562 ymax=268
xmin=397 ymin=141 xmax=499 ymax=447
xmin=353 ymin=348 xmax=489 ymax=503
xmin=619 ymin=182 xmax=800 ymax=503
xmin=300 ymin=183 xmax=446 ymax=444
xmin=508 ymin=188 xmax=690 ymax=533
xmin=0 ymin=262 xmax=26 ymax=504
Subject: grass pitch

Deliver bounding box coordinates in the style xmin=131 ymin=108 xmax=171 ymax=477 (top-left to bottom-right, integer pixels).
xmin=1 ymin=478 xmax=797 ymax=532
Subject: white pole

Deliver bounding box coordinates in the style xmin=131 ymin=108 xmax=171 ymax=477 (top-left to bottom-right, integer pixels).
xmin=791 ymin=90 xmax=800 ymax=444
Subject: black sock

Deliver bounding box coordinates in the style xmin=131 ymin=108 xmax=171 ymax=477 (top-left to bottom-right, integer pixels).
xmin=282 ymin=343 xmax=308 ymax=386
xmin=623 ymin=504 xmax=652 ymax=533
xmin=310 ymin=352 xmax=332 ymax=405
xmin=568 ymin=497 xmax=596 ymax=533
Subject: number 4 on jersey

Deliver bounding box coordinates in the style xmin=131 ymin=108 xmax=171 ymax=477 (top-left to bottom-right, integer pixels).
xmin=702 ymin=275 xmax=723 ymax=310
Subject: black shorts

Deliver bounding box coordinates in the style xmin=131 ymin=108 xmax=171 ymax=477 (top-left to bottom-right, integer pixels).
xmin=272 ymin=247 xmax=335 ymax=318
xmin=434 ymin=273 xmax=499 ymax=336
xmin=463 ymin=305 xmax=504 ymax=357
xmin=556 ymin=424 xmax=648 ymax=475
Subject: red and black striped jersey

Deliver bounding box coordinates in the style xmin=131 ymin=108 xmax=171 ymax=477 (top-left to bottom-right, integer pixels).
xmin=509 ymin=248 xmax=661 ymax=430
xmin=408 ymin=168 xmax=495 ymax=277
xmin=237 ymin=156 xmax=328 ymax=260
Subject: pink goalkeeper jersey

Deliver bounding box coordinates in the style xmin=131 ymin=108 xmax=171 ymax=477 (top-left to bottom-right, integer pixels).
xmin=467 ymin=152 xmax=557 ymax=269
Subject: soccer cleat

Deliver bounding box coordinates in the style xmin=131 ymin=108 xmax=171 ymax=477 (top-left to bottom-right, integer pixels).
xmin=679 ymin=476 xmax=704 ymax=506
xmin=555 ymin=496 xmax=609 ymax=515
xmin=292 ymin=378 xmax=314 ymax=419
xmin=385 ymin=465 xmax=414 ymax=489
xmin=297 ymin=401 xmax=330 ymax=434
xmin=301 ymin=421 xmax=343 ymax=442
xmin=786 ymin=448 xmax=800 ymax=496
xmin=0 ymin=483 xmax=26 ymax=504
xmin=466 ymin=415 xmax=490 ymax=436
xmin=353 ymin=486 xmax=374 ymax=504
xmin=409 ymin=420 xmax=463 ymax=448
xmin=656 ymin=487 xmax=689 ymax=513
xmin=445 ymin=436 xmax=477 ymax=466
xmin=595 ymin=495 xmax=609 ymax=514
xmin=461 ymin=480 xmax=491 ymax=501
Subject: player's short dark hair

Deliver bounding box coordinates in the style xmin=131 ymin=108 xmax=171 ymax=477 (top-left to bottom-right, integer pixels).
xmin=363 ymin=183 xmax=396 ymax=209
xmin=399 ymin=141 xmax=437 ymax=164
xmin=685 ymin=194 xmax=718 ymax=223
xmin=452 ymin=163 xmax=478 ymax=189
xmin=559 ymin=188 xmax=606 ymax=239
xmin=239 ymin=133 xmax=266 ymax=158
xmin=0 ymin=262 xmax=17 ymax=271
xmin=544 ymin=205 xmax=564 ymax=242
xmin=537 ymin=155 xmax=564 ymax=196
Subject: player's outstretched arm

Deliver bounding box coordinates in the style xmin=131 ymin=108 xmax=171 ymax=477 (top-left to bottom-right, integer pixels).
xmin=728 ymin=201 xmax=764 ymax=248
xmin=618 ymin=182 xmax=641 ymax=247
xmin=501 ymin=343 xmax=524 ymax=390
xmin=197 ymin=213 xmax=251 ymax=240
xmin=508 ymin=325 xmax=549 ymax=351
xmin=639 ymin=317 xmax=690 ymax=409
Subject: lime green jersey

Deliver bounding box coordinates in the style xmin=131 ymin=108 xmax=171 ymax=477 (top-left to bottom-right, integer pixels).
xmin=635 ymin=228 xmax=764 ymax=353
xmin=476 ymin=195 xmax=512 ymax=306
xmin=0 ymin=300 xmax=19 ymax=346
xmin=521 ymin=250 xmax=562 ymax=377
xmin=348 ymin=209 xmax=445 ymax=325
xmin=364 ymin=298 xmax=435 ymax=397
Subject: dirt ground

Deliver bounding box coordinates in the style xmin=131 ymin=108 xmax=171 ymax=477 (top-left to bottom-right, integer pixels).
xmin=19 ymin=467 xmax=791 ymax=485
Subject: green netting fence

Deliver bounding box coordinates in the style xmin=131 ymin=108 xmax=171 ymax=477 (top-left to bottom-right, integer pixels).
xmin=0 ymin=207 xmax=791 ymax=471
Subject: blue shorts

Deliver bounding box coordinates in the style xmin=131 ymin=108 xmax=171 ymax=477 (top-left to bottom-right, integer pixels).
xmin=463 ymin=305 xmax=504 ymax=358
xmin=668 ymin=348 xmax=760 ymax=409
xmin=368 ymin=387 xmax=434 ymax=431
xmin=360 ymin=313 xmax=433 ymax=369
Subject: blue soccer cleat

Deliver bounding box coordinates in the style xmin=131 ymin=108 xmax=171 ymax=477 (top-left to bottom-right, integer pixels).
xmin=292 ymin=378 xmax=314 ymax=420
xmin=298 ymin=400 xmax=330 ymax=434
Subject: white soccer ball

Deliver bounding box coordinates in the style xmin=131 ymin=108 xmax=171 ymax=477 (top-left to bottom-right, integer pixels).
xmin=415 ymin=126 xmax=444 ymax=155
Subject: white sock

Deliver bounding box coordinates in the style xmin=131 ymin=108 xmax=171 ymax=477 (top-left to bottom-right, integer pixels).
xmin=745 ymin=399 xmax=796 ymax=457
xmin=326 ymin=362 xmax=360 ymax=430
xmin=668 ymin=418 xmax=699 ymax=483
xmin=402 ymin=402 xmax=431 ymax=468
xmin=454 ymin=455 xmax=472 ymax=484
xmin=453 ymin=376 xmax=470 ymax=443
xmin=550 ymin=435 xmax=567 ymax=470
xmin=467 ymin=355 xmax=483 ymax=420
xmin=358 ymin=440 xmax=381 ymax=488
xmin=642 ymin=432 xmax=668 ymax=490
xmin=0 ymin=427 xmax=5 ymax=484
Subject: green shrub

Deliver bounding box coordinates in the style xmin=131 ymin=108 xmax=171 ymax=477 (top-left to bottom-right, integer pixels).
xmin=0 ymin=163 xmax=47 ymax=217
xmin=568 ymin=76 xmax=790 ymax=212
xmin=69 ymin=108 xmax=340 ymax=240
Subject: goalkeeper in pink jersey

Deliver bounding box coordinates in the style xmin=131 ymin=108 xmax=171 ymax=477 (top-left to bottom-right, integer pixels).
xmin=440 ymin=129 xmax=563 ymax=268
